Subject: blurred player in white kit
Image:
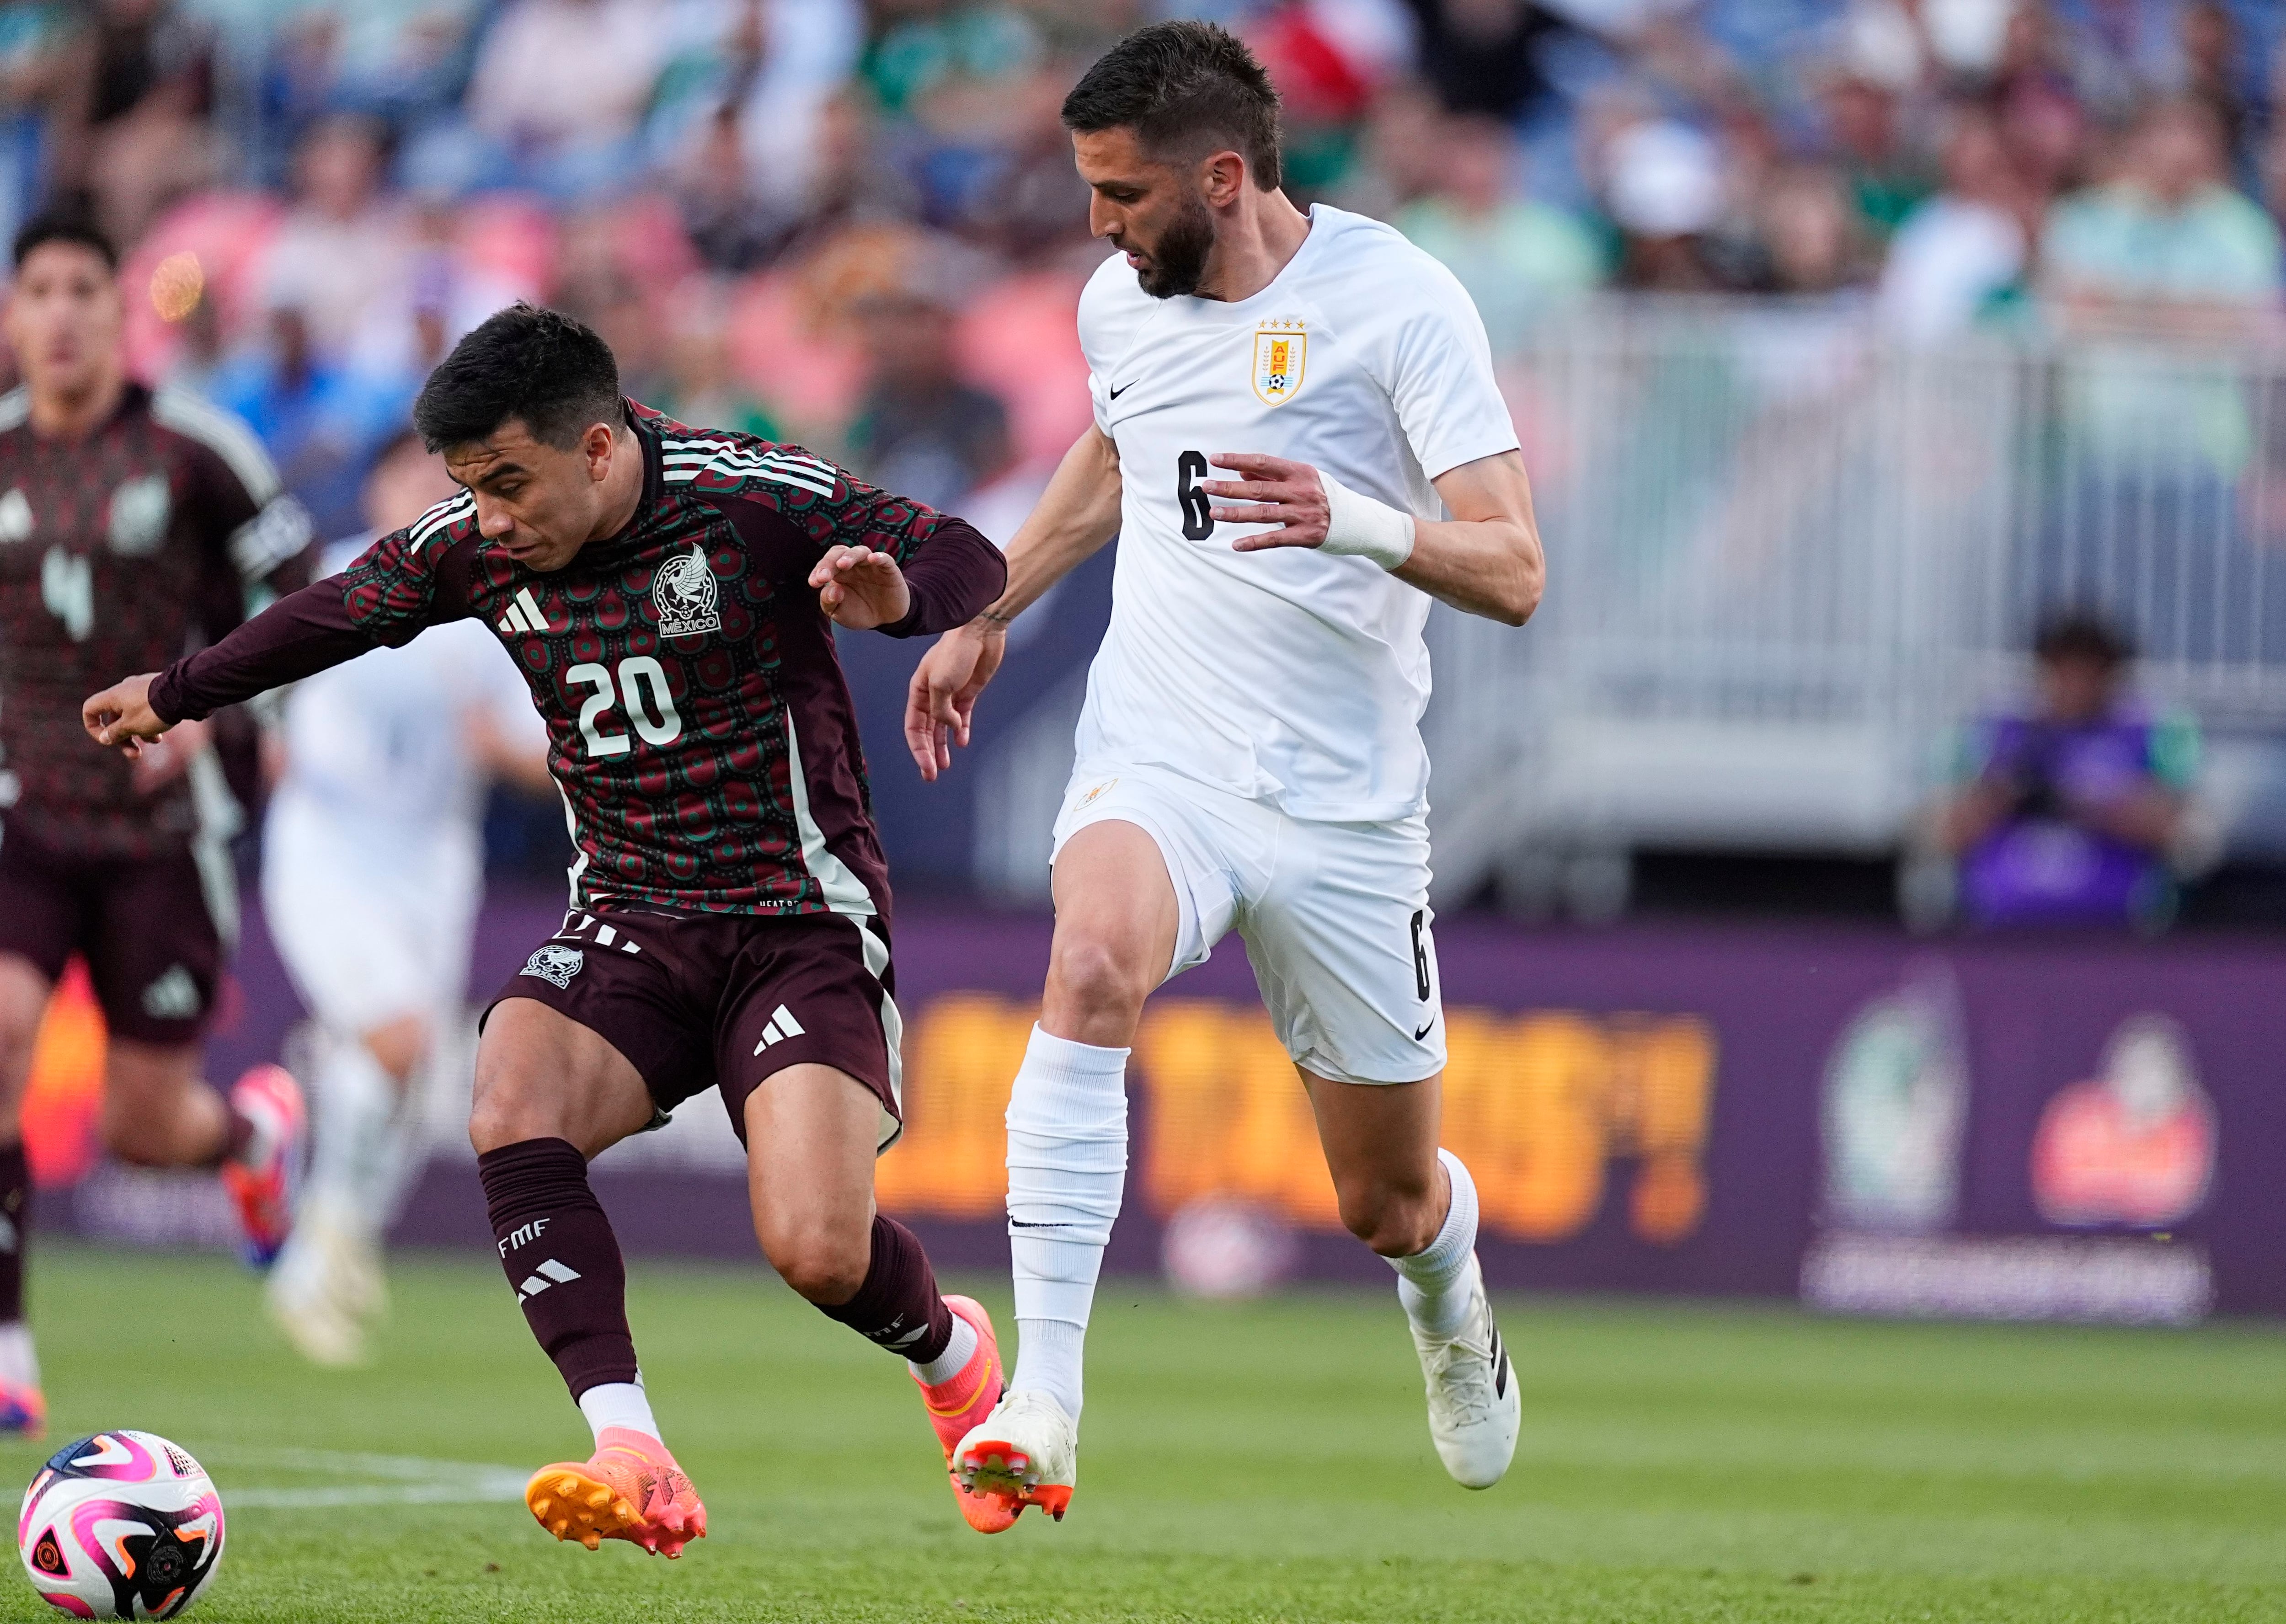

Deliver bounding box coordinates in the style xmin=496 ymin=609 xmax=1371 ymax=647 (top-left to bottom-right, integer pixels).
xmin=907 ymin=21 xmax=1545 ymax=1522
xmin=263 ymin=432 xmax=548 ymax=1364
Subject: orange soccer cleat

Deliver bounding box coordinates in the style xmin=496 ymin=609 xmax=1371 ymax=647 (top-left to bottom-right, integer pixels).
xmin=913 ymin=1296 xmax=1020 ymax=1533
xmin=525 ymin=1428 xmax=707 ymax=1558
xmin=219 ymin=1064 xmax=305 ymax=1267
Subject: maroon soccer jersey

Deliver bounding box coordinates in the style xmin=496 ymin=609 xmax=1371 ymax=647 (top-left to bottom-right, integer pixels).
xmin=150 ymin=402 xmax=1007 ymax=919
xmin=0 ymin=384 xmax=311 ymax=857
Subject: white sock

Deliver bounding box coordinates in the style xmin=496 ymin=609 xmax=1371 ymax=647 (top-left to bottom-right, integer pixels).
xmin=0 ymin=1322 xmax=38 ymax=1389
xmin=1014 ymin=1319 xmax=1085 ymax=1418
xmin=1006 ymin=1024 xmax=1128 ymax=1422
xmin=306 ymin=1035 xmax=406 ymax=1245
xmin=577 ymin=1377 xmax=658 ymax=1444
xmin=908 ymin=1311 xmax=979 ymax=1387
xmin=1389 ymin=1149 xmax=1479 ymax=1340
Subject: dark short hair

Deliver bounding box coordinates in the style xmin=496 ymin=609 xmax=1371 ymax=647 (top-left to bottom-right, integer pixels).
xmin=412 ymin=303 xmax=622 ymax=452
xmin=1063 ymin=20 xmax=1283 ymax=191
xmin=13 ymin=210 xmax=117 ymax=272
xmin=2034 ymin=610 xmax=2132 ymax=668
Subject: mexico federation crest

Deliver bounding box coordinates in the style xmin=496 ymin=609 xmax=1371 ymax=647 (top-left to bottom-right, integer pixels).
xmin=521 ymin=945 xmax=584 ymax=988
xmin=653 ymin=542 xmax=721 ymax=637
xmin=1251 ymin=322 xmax=1307 ymax=406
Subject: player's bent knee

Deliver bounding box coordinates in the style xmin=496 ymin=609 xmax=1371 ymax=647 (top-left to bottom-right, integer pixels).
xmin=362 ymin=1013 xmax=431 ymax=1084
xmin=99 ymin=1043 xmax=213 ymax=1167
xmin=470 ymin=999 xmax=654 ymax=1157
xmin=1336 ymin=1184 xmax=1441 ymax=1258
xmin=98 ymin=1099 xmax=179 ymax=1167
xmin=466 ymin=1061 xmax=575 ymax=1154
xmin=467 ymin=1080 xmax=560 ymax=1156
xmin=761 ymin=1228 xmax=870 ymax=1306
xmin=1045 ymin=933 xmax=1154 ymax=1025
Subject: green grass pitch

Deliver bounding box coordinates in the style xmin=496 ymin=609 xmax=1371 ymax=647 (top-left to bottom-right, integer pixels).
xmin=10 ymin=1241 xmax=2284 ymax=1622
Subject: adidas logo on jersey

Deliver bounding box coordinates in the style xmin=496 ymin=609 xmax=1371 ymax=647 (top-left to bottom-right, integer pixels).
xmin=495 ymin=587 xmax=554 ymax=637
xmin=751 ymin=1004 xmax=806 ymax=1055
xmin=141 ymin=965 xmax=203 ymax=1020
xmin=516 ymin=1258 xmax=582 ymax=1299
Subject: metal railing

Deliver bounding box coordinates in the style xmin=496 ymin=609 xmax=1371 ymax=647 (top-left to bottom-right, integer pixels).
xmin=974 ymin=298 xmax=2286 ymax=907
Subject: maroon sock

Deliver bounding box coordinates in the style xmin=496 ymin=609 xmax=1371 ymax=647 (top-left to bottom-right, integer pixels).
xmin=479 ymin=1138 xmax=639 ymax=1400
xmin=816 ymin=1214 xmax=954 ymax=1365
xmin=0 ymin=1141 xmax=26 ymax=1324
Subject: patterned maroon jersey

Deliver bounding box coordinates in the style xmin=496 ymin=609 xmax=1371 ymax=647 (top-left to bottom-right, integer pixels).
xmin=332 ymin=403 xmax=1003 ymax=919
xmin=0 ymin=384 xmax=311 ymax=857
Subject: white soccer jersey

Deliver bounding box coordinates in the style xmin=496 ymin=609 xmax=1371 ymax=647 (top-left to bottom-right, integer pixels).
xmin=1075 ymin=203 xmax=1519 ymax=823
xmin=267 ymin=535 xmax=544 ymax=867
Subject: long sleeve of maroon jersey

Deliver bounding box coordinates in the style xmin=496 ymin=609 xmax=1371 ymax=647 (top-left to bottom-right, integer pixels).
xmin=877 ymin=515 xmax=1006 ymax=637
xmin=151 ymin=506 xmax=487 ymax=722
xmin=148 ymin=577 xmax=379 ymax=723
xmin=694 ymin=472 xmax=1006 ymax=638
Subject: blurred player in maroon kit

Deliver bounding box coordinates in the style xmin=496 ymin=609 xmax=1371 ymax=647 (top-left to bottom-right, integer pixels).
xmin=0 ymin=214 xmax=315 ymax=1438
xmin=85 ymin=304 xmax=1015 ymax=1552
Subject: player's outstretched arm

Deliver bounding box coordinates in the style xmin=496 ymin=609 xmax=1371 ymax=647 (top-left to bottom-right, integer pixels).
xmin=1206 ymin=448 xmax=1543 ymax=626
xmin=82 ymin=577 xmax=383 ymax=756
xmin=905 ymin=426 xmax=1124 ymax=780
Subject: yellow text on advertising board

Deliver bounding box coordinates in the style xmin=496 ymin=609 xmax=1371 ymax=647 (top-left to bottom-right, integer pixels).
xmin=877 ymin=995 xmax=1716 ymax=1246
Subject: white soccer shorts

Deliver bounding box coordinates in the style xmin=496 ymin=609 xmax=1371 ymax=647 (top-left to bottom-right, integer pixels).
xmin=261 ymin=802 xmax=483 ymax=1037
xmin=1052 ymin=760 xmax=1444 ymax=1085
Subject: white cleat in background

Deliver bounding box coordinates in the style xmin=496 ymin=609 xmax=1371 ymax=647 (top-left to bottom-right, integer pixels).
xmin=954 ymin=1387 xmax=1079 ymax=1520
xmin=266 ymin=1211 xmax=376 ymax=1368
xmin=1412 ymin=1254 xmax=1520 ymax=1489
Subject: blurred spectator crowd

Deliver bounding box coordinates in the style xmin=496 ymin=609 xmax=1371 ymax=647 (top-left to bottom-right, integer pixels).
xmin=0 ymin=0 xmax=2281 ymax=538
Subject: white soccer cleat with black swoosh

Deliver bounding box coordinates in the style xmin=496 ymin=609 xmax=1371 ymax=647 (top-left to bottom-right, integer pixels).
xmin=1410 ymin=1254 xmax=1520 ymax=1489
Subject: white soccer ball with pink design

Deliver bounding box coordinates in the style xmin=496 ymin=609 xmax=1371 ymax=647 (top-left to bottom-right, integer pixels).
xmin=19 ymin=1431 xmax=224 ymax=1619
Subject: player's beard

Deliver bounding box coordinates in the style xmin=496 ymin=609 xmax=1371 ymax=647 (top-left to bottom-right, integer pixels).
xmin=1134 ymin=190 xmax=1216 ymax=299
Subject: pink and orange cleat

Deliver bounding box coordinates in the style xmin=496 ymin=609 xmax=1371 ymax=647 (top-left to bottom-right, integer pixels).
xmin=914 ymin=1296 xmax=1020 ymax=1534
xmin=525 ymin=1428 xmax=707 ymax=1557
xmin=0 ymin=1376 xmax=43 ymax=1440
xmin=219 ymin=1064 xmax=304 ymax=1268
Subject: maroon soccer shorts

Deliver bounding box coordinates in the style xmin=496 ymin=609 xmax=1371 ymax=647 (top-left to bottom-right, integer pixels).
xmin=0 ymin=821 xmax=224 ymax=1046
xmin=484 ymin=907 xmax=903 ymax=1147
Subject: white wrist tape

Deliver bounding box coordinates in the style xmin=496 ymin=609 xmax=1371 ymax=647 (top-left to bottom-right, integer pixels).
xmin=1316 ymin=469 xmax=1417 ymax=570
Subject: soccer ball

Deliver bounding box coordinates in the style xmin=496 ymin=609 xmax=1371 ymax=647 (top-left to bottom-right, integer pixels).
xmin=19 ymin=1432 xmax=224 ymax=1619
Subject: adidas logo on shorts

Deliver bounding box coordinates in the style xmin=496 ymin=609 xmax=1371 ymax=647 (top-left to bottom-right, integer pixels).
xmin=140 ymin=965 xmax=202 ymax=1020
xmin=751 ymin=1004 xmax=805 ymax=1055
